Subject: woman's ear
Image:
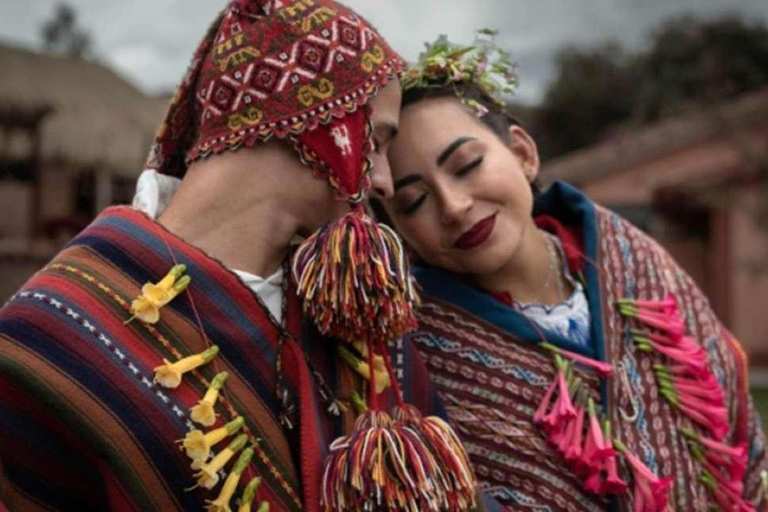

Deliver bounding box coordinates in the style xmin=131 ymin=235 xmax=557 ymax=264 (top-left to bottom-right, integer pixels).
xmin=506 ymin=125 xmax=540 ymax=183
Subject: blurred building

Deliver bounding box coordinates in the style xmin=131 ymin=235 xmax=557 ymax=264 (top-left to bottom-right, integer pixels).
xmin=0 ymin=42 xmax=168 ymax=301
xmin=543 ymin=87 xmax=768 ymax=364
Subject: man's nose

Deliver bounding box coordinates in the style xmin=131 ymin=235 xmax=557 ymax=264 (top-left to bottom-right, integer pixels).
xmin=369 ymin=155 xmax=395 ymax=200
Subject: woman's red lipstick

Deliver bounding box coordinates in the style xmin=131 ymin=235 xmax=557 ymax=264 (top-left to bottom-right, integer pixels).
xmin=454 ymin=214 xmax=497 ymax=250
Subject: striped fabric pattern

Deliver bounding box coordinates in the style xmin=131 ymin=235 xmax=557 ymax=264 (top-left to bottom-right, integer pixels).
xmin=408 ymin=183 xmax=768 ymax=511
xmin=0 ymin=206 xmax=441 ymax=511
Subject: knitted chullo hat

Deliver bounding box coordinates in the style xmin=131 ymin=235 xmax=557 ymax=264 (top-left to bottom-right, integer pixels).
xmin=147 ymin=0 xmax=413 ymax=341
xmin=147 ymin=1 xmax=476 ymax=510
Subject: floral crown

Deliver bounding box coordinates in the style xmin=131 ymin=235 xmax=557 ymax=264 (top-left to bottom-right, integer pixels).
xmin=401 ymin=29 xmax=518 ymax=116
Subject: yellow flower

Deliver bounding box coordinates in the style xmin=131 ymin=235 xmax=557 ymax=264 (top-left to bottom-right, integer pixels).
xmin=191 ymin=372 xmax=229 ymax=426
xmin=193 ymin=434 xmax=247 ymax=490
xmin=206 ymin=447 xmax=254 ymax=512
xmin=126 ymin=264 xmax=190 ymax=324
xmin=337 ymin=344 xmax=391 ymax=393
xmin=237 ymin=476 xmax=263 ymax=512
xmin=179 ymin=416 xmax=244 ymax=461
xmin=154 ymin=345 xmax=219 ymax=389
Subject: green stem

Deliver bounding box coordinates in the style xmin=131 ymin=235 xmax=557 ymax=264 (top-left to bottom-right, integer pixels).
xmin=232 ymin=447 xmax=254 ymax=475
xmin=241 ymin=477 xmax=262 ymax=505
xmin=224 ymin=416 xmax=245 ymax=435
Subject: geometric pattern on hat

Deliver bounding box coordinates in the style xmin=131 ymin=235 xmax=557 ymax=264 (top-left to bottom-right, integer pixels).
xmin=146 ymin=0 xmax=403 ymax=202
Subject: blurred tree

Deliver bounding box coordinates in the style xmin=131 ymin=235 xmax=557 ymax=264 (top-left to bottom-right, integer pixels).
xmin=636 ymin=15 xmax=768 ymax=122
xmin=535 ymin=15 xmax=768 ymax=160
xmin=534 ymin=43 xmax=640 ymax=159
xmin=40 ymin=3 xmax=92 ymax=58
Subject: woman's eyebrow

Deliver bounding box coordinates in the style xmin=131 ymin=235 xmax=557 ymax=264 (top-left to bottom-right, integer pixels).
xmin=394 ymin=174 xmax=423 ymax=192
xmin=436 ymin=136 xmax=477 ymax=166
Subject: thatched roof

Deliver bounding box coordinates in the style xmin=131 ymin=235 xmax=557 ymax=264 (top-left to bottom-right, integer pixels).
xmin=542 ymin=88 xmax=768 ymax=186
xmin=0 ymin=41 xmax=170 ymax=177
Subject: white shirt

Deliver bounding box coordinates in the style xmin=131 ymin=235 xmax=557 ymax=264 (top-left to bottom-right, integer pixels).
xmin=132 ymin=169 xmax=284 ymax=323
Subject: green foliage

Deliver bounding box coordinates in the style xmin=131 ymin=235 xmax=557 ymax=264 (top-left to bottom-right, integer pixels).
xmin=636 ymin=15 xmax=768 ymax=121
xmin=402 ymin=30 xmax=518 ymax=116
xmin=535 ymin=14 xmax=768 ymax=160
xmin=536 ymin=42 xmax=640 ymax=159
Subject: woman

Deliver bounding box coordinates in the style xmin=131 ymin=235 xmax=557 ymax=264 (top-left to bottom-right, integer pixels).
xmin=373 ymin=34 xmax=768 ymax=511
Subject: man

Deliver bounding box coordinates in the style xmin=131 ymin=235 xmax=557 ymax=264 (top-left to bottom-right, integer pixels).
xmin=0 ymin=1 xmax=480 ymax=510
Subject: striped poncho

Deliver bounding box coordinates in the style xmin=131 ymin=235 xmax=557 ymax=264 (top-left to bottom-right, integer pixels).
xmin=0 ymin=206 xmax=444 ymax=511
xmin=408 ymin=182 xmax=768 ymax=511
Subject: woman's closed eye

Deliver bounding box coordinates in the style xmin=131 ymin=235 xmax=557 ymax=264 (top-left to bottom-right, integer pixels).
xmin=400 ymin=193 xmax=427 ymax=215
xmin=455 ymin=155 xmax=483 ymax=177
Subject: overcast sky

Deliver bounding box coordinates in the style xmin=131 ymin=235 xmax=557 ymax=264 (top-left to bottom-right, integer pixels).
xmin=1 ymin=0 xmax=766 ymax=104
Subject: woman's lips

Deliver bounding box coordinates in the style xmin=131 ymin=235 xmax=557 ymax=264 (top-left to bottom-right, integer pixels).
xmin=454 ymin=214 xmax=497 ymax=250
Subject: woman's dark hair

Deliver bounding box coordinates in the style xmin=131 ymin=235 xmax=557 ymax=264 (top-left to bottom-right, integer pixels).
xmin=402 ymin=81 xmax=521 ymax=144
xmin=369 ymin=81 xmax=541 ymax=225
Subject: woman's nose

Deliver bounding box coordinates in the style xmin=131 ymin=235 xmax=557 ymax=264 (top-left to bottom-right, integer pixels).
xmin=439 ymin=185 xmax=472 ymax=225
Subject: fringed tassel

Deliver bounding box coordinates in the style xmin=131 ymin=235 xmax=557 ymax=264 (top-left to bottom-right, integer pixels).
xmin=291 ymin=207 xmax=418 ymax=344
xmin=391 ymin=404 xmax=476 ymax=510
xmin=321 ymin=339 xmax=476 ymax=511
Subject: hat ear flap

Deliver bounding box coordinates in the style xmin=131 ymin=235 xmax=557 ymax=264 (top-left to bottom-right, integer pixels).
xmin=291 ymin=109 xmax=371 ymax=203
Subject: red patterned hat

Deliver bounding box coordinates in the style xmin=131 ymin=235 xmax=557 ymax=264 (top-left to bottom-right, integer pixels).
xmin=146 ymin=0 xmax=403 ymax=203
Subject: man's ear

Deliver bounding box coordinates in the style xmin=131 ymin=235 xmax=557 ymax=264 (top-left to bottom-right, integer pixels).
xmin=506 ymin=125 xmax=540 ymax=183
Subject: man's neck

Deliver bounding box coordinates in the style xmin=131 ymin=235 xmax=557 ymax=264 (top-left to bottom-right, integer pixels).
xmin=157 ymin=172 xmax=299 ymax=278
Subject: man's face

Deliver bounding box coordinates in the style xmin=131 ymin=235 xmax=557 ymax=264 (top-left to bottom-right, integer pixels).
xmin=367 ymin=78 xmax=402 ymax=200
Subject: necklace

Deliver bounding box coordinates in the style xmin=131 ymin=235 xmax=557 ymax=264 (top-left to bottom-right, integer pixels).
xmin=542 ymin=230 xmax=567 ymax=300
xmin=518 ymin=230 xmax=569 ymax=306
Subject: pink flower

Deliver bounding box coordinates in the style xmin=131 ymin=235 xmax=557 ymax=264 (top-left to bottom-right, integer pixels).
xmin=533 ymin=377 xmax=558 ymax=425
xmin=564 ymin=406 xmax=585 ymax=463
xmin=617 ymin=442 xmax=674 ymax=512
xmin=678 ymin=402 xmax=729 ymax=440
xmin=584 ymin=471 xmax=602 ymax=494
xmin=641 ymin=340 xmax=709 ymax=374
xmin=582 ymin=400 xmax=612 ymax=467
xmin=672 ymin=376 xmax=723 ymax=402
xmin=619 ymin=294 xmax=678 ymax=314
xmin=601 ymin=454 xmax=628 ymax=494
xmin=542 ymin=342 xmax=613 ymax=377
xmin=541 ymin=371 xmax=576 ymax=430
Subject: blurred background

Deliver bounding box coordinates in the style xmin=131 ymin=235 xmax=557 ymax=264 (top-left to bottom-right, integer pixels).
xmin=0 ymin=0 xmax=767 ymax=413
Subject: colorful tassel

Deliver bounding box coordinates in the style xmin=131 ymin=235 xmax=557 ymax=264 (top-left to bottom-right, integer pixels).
xmin=153 ymin=345 xmax=219 ymax=389
xmin=321 ymin=339 xmax=476 ymax=511
xmin=126 ymin=264 xmax=190 ymax=324
xmin=179 ymin=416 xmax=244 ymax=462
xmin=206 ymin=446 xmax=253 ymax=512
xmin=291 ymin=208 xmax=418 ymax=345
xmin=191 ymin=371 xmax=229 ymax=426
xmin=393 ymin=404 xmax=477 ymax=509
